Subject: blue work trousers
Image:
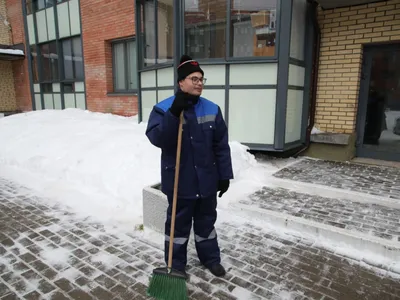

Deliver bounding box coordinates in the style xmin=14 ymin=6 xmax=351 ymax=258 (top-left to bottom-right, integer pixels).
xmin=164 ymin=194 xmax=220 ymax=271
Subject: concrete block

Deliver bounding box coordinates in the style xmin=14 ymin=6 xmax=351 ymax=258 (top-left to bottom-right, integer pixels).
xmin=142 ymin=183 xmax=167 ymax=234
xmin=310 ymin=133 xmax=351 ymax=145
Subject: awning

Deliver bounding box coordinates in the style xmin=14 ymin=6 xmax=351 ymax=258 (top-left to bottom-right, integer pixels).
xmin=0 ymin=44 xmax=25 ymax=61
xmin=317 ymin=0 xmax=385 ymax=9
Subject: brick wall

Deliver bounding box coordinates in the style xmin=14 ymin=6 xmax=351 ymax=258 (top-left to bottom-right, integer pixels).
xmin=316 ymin=0 xmax=400 ymax=134
xmin=0 ymin=0 xmax=10 ymax=44
xmin=0 ymin=61 xmax=17 ymax=111
xmin=80 ymin=0 xmax=138 ymax=116
xmin=0 ymin=0 xmax=17 ymax=112
xmin=6 ymin=0 xmax=32 ymax=112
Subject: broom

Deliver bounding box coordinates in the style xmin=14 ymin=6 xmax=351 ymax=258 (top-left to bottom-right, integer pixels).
xmin=147 ymin=111 xmax=188 ymax=300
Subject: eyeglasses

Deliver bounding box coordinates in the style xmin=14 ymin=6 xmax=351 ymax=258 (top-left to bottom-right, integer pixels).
xmin=186 ymin=76 xmax=207 ymax=85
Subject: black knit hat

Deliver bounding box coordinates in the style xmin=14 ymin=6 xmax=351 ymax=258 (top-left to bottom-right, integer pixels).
xmin=177 ymin=54 xmax=204 ymax=82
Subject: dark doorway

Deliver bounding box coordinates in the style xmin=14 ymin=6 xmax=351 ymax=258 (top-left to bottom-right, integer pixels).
xmin=356 ymin=44 xmax=400 ymax=162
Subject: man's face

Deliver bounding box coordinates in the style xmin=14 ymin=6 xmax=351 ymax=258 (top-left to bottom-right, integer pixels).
xmin=179 ymin=72 xmax=205 ymax=96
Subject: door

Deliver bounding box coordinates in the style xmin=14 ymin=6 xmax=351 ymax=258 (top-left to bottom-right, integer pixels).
xmin=356 ymin=44 xmax=400 ymax=162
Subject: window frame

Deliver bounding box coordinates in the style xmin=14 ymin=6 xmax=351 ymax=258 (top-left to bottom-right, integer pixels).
xmin=111 ymin=37 xmax=138 ymax=93
xmin=60 ymin=35 xmax=84 ymax=82
xmin=37 ymin=40 xmax=59 ymax=83
xmin=140 ymin=0 xmax=174 ymax=70
xmin=181 ymin=0 xmax=280 ymax=63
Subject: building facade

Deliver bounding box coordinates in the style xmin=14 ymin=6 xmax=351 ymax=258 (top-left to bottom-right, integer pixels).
xmin=0 ymin=0 xmax=29 ymax=115
xmin=1 ymin=0 xmax=400 ymax=163
xmin=0 ymin=0 xmax=138 ymax=117
xmin=136 ymin=0 xmax=313 ymax=153
xmin=306 ymin=0 xmax=400 ymax=162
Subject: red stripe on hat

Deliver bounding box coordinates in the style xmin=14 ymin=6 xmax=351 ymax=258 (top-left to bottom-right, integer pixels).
xmin=178 ymin=59 xmax=198 ymax=68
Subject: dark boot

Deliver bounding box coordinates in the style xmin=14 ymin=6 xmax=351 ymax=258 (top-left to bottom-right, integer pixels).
xmin=207 ymin=263 xmax=226 ymax=277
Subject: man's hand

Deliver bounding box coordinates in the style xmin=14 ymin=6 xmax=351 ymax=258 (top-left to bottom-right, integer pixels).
xmin=170 ymin=90 xmax=191 ymax=117
xmin=217 ymin=180 xmax=230 ymax=198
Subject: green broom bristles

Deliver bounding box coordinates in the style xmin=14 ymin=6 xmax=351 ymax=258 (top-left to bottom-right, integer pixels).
xmin=147 ymin=272 xmax=188 ymax=300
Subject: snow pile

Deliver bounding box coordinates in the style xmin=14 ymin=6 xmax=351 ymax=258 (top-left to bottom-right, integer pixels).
xmin=0 ymin=109 xmax=275 ymax=226
xmin=311 ymin=126 xmax=324 ymax=135
xmin=0 ymin=48 xmax=24 ymax=56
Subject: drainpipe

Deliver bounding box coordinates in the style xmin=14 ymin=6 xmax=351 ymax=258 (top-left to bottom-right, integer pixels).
xmin=294 ymin=0 xmax=320 ymax=157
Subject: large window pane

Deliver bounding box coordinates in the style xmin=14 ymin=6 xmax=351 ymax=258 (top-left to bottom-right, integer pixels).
xmin=26 ymin=0 xmax=34 ymax=14
xmin=144 ymin=0 xmax=156 ymax=66
xmin=39 ymin=42 xmax=58 ymax=82
xmin=128 ymin=41 xmax=138 ymax=90
xmin=157 ymin=0 xmax=173 ymax=64
xmin=230 ymin=0 xmax=277 ymax=58
xmin=290 ymin=0 xmax=307 ymax=61
xmin=113 ymin=43 xmax=126 ymax=90
xmin=112 ymin=39 xmax=138 ymax=91
xmin=72 ymin=37 xmax=84 ymax=80
xmin=36 ymin=0 xmax=46 ymax=11
xmin=62 ymin=37 xmax=84 ymax=81
xmin=39 ymin=44 xmax=51 ymax=81
xmin=49 ymin=41 xmax=59 ymax=80
xmin=184 ymin=0 xmax=227 ymax=59
xmin=62 ymin=39 xmax=73 ymax=80
xmin=30 ymin=46 xmax=39 ymax=83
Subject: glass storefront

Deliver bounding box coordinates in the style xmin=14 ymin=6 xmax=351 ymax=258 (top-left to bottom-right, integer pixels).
xmin=135 ymin=0 xmax=317 ymax=151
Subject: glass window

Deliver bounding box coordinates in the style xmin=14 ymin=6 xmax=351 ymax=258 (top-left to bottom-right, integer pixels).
xmin=45 ymin=0 xmax=54 ymax=8
xmin=62 ymin=39 xmax=73 ymax=80
xmin=112 ymin=39 xmax=138 ymax=92
xmin=72 ymin=38 xmax=84 ymax=80
xmin=41 ymin=83 xmax=52 ymax=93
xmin=127 ymin=41 xmax=137 ymax=90
xmin=30 ymin=46 xmax=39 ymax=83
xmin=290 ymin=0 xmax=307 ymax=61
xmin=63 ymin=83 xmax=74 ymax=93
xmin=62 ymin=37 xmax=84 ymax=81
xmin=157 ymin=0 xmax=173 ymax=64
xmin=39 ymin=41 xmax=58 ymax=81
xmin=36 ymin=0 xmax=46 ymax=11
xmin=184 ymin=0 xmax=227 ymax=59
xmin=26 ymin=0 xmax=34 ymax=14
xmin=230 ymin=0 xmax=277 ymax=58
xmin=49 ymin=42 xmax=59 ymax=80
xmin=143 ymin=0 xmax=156 ymax=67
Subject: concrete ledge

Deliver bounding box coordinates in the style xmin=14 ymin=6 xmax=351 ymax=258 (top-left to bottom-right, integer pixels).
xmin=142 ymin=183 xmax=167 ymax=234
xmin=310 ymin=133 xmax=351 ymax=145
xmin=231 ymin=202 xmax=400 ymax=273
xmin=268 ymin=176 xmax=400 ymax=209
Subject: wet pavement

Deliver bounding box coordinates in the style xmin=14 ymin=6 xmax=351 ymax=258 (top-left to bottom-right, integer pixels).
xmin=0 ymin=176 xmax=400 ymax=299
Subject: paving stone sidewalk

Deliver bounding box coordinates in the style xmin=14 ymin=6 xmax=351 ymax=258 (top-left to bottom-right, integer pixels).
xmin=0 ymin=178 xmax=400 ymax=300
xmin=273 ymin=158 xmax=400 ymax=200
xmin=240 ymin=187 xmax=400 ymax=243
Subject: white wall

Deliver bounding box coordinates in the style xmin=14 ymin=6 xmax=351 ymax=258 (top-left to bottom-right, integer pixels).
xmin=230 ymin=63 xmax=277 ymax=85
xmin=229 ymin=89 xmax=276 ymax=144
xmin=140 ymin=63 xmax=280 ymax=146
xmin=285 ymin=89 xmax=304 ymax=143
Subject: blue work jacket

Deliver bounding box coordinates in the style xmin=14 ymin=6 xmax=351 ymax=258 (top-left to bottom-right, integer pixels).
xmin=145 ymin=95 xmax=234 ymax=199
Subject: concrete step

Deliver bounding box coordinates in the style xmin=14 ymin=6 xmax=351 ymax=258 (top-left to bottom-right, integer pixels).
xmin=272 ymin=157 xmax=400 ymax=203
xmin=230 ymin=186 xmax=400 ymax=273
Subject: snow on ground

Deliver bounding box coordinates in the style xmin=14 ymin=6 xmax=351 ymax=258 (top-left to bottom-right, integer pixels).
xmin=1 ymin=109 xmax=400 ymax=289
xmin=0 ymin=109 xmax=278 ymax=228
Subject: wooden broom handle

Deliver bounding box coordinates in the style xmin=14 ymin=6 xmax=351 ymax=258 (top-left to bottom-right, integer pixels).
xmin=168 ymin=111 xmax=184 ymax=269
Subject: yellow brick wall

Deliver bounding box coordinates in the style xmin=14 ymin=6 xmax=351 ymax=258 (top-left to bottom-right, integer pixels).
xmin=0 ymin=0 xmax=16 ymax=112
xmin=0 ymin=0 xmax=11 ymax=44
xmin=0 ymin=61 xmax=17 ymax=111
xmin=316 ymin=0 xmax=400 ymax=134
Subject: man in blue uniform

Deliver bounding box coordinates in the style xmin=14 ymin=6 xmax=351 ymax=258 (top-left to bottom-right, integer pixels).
xmin=145 ymin=55 xmax=234 ymax=278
